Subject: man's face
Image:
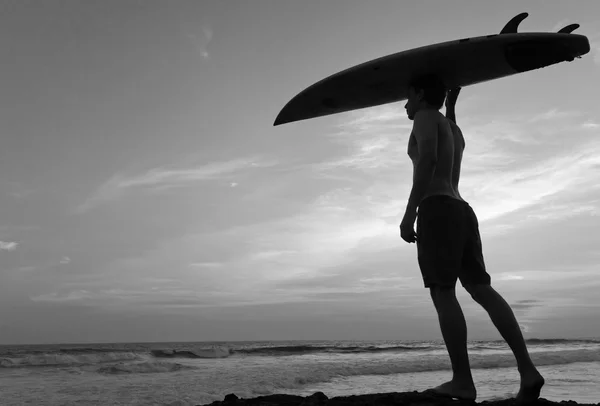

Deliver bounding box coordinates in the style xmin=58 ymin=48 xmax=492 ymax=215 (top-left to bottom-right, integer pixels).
xmin=404 ymin=86 xmax=422 ymax=121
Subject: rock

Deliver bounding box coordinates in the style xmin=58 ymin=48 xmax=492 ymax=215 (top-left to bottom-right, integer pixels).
xmin=198 ymin=391 xmax=599 ymax=406
xmin=299 ymin=392 xmax=329 ymax=406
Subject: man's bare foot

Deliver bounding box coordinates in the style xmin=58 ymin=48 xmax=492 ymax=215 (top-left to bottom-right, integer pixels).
xmin=424 ymin=380 xmax=477 ymax=401
xmin=515 ymin=370 xmax=545 ymax=405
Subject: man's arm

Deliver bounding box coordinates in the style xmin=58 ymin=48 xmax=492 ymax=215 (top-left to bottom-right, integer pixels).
xmin=445 ymin=87 xmax=461 ymax=124
xmin=405 ymin=110 xmax=438 ymax=214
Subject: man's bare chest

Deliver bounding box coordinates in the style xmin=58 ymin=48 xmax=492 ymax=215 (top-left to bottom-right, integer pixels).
xmin=407 ymin=132 xmax=419 ymax=163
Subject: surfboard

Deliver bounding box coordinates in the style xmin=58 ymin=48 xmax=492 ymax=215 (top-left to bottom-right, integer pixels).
xmin=273 ymin=12 xmax=590 ymax=126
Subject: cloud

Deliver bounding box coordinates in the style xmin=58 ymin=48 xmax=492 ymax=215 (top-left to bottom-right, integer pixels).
xmin=60 ymin=256 xmax=71 ymax=265
xmin=35 ymin=101 xmax=597 ymax=326
xmin=185 ymin=25 xmax=213 ymax=60
xmin=8 ymin=189 xmax=34 ymax=199
xmin=582 ymin=121 xmax=599 ymax=129
xmin=0 ymin=241 xmax=18 ymax=251
xmin=465 ymin=142 xmax=600 ymax=223
xmin=201 ymin=26 xmax=213 ymax=58
xmin=18 ymin=266 xmax=36 ymax=272
xmin=199 ymin=104 xmax=600 ymax=297
xmin=250 ymin=250 xmax=299 ymax=261
xmin=317 ymin=106 xmax=411 ymax=173
xmin=30 ymin=290 xmax=93 ymax=302
xmin=270 ymin=270 xmax=417 ymax=302
xmin=244 ymin=207 xmax=390 ymax=271
xmin=189 ymin=262 xmax=223 ymax=269
xmin=76 ymin=157 xmax=277 ymax=213
xmin=26 ymin=285 xmax=316 ymax=310
xmin=314 ymin=104 xmax=600 ymax=234
xmin=591 ymin=38 xmax=600 ymax=67
xmin=520 ymin=324 xmax=531 ymax=333
xmin=498 ymin=273 xmax=525 ymax=281
xmin=512 ymin=299 xmax=543 ymax=310
xmin=3 ymin=181 xmax=34 ymax=199
xmin=528 ymin=109 xmax=582 ymax=123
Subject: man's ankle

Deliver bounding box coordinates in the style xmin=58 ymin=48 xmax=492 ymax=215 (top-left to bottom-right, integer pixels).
xmin=517 ymin=362 xmax=538 ymax=376
xmin=452 ymin=374 xmax=475 ymax=386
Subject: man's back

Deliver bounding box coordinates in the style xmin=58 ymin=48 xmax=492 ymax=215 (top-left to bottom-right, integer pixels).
xmin=448 ymin=119 xmax=466 ymax=200
xmin=445 ymin=86 xmax=466 ymax=201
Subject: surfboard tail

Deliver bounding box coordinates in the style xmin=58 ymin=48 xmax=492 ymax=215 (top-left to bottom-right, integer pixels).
xmin=500 ymin=12 xmax=529 ymax=34
xmin=558 ymin=24 xmax=580 ymax=34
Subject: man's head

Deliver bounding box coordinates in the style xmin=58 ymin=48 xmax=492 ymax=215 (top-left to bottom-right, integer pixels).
xmin=404 ymin=74 xmax=447 ymax=120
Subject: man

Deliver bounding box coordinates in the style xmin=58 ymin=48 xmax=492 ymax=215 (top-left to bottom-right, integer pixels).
xmin=399 ymin=74 xmax=545 ymax=403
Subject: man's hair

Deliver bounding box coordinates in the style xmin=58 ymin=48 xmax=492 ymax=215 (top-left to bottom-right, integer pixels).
xmin=408 ymin=74 xmax=447 ymax=109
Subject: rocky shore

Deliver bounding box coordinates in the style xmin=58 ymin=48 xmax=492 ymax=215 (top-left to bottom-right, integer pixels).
xmin=200 ymin=391 xmax=599 ymax=406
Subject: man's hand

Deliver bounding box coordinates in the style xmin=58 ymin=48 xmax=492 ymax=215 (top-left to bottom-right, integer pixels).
xmin=445 ymin=87 xmax=461 ymax=110
xmin=400 ymin=211 xmax=418 ymax=244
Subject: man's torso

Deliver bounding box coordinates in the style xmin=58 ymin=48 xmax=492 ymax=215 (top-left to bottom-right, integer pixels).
xmin=407 ymin=111 xmax=465 ymax=205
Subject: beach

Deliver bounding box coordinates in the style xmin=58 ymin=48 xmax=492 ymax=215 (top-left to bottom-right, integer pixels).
xmin=1 ymin=339 xmax=600 ymax=405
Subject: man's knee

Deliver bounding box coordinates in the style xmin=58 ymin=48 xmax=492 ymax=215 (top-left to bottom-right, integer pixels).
xmin=430 ymin=284 xmax=455 ymax=293
xmin=464 ymin=283 xmax=491 ymax=301
xmin=429 ymin=284 xmax=455 ymax=305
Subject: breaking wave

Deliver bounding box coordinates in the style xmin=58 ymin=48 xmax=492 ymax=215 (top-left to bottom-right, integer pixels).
xmin=233 ymin=344 xmax=430 ymax=357
xmin=0 ymin=351 xmax=140 ymax=368
xmin=97 ymin=361 xmax=194 ymax=374
xmin=151 ymin=347 xmax=231 ymax=359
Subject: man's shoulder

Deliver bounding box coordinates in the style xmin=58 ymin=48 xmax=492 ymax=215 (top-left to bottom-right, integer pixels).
xmin=447 ymin=117 xmax=461 ymax=131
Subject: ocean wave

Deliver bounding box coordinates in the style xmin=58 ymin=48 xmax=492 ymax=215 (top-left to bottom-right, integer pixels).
xmin=234 ymin=345 xmax=332 ymax=356
xmin=231 ymin=339 xmax=599 ymax=357
xmin=97 ymin=361 xmax=194 ymax=374
xmin=470 ymin=344 xmax=509 ymax=351
xmin=525 ymin=338 xmax=600 ymax=345
xmin=58 ymin=347 xmax=134 ymax=354
xmin=241 ymin=347 xmax=600 ymax=393
xmin=0 ymin=351 xmax=141 ymax=368
xmin=332 ymin=345 xmax=431 ymax=354
xmin=2 ymin=338 xmax=596 ymax=369
xmin=151 ymin=347 xmax=231 ymax=359
xmin=234 ymin=344 xmax=430 ymax=356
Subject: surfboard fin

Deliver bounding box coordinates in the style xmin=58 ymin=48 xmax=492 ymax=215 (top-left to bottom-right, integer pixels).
xmin=558 ymin=24 xmax=580 ymax=34
xmin=500 ymin=12 xmax=529 ymax=34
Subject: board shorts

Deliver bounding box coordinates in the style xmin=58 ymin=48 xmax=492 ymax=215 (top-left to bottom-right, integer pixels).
xmin=416 ymin=195 xmax=491 ymax=288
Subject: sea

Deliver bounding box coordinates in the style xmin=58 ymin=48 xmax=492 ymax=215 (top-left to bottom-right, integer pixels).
xmin=1 ymin=338 xmax=600 ymax=406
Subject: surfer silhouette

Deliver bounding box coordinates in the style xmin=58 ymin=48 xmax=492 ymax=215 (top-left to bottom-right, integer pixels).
xmin=400 ymin=74 xmax=545 ymax=403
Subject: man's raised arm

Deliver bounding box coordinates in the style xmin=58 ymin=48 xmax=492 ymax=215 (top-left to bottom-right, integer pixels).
xmin=445 ymin=87 xmax=461 ymax=124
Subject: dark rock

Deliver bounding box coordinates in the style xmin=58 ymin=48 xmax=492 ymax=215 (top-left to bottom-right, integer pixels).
xmin=199 ymin=391 xmax=599 ymax=406
xmin=299 ymin=392 xmax=329 ymax=406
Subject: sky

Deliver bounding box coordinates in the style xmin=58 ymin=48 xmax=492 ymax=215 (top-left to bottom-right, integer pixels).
xmin=1 ymin=0 xmax=600 ymax=345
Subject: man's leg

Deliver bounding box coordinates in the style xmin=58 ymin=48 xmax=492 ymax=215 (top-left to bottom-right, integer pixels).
xmin=416 ymin=197 xmax=475 ymax=399
xmin=428 ymin=284 xmax=477 ymax=401
xmin=466 ymin=284 xmax=544 ymax=403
